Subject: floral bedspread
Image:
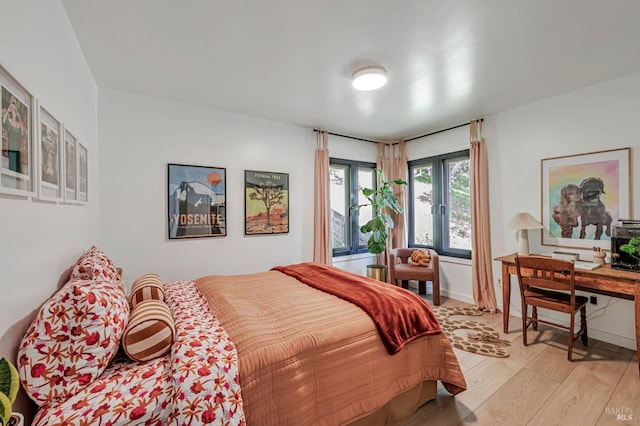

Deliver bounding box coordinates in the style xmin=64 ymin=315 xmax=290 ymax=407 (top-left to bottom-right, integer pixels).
xmin=33 ymin=280 xmax=245 ymax=425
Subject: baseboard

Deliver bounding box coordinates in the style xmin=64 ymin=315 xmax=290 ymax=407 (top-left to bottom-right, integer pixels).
xmin=440 ymin=289 xmax=475 ymax=305
xmin=505 ymin=304 xmax=637 ymax=351
xmin=405 ymin=282 xmax=476 ymax=306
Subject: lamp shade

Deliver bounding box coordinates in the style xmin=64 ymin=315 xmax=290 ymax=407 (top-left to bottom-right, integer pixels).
xmin=506 ymin=212 xmax=543 ymax=230
xmin=506 ymin=212 xmax=542 ymax=256
xmin=352 ymin=66 xmax=387 ymax=91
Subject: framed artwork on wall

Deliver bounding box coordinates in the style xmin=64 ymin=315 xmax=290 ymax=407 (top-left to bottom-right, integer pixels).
xmin=1 ymin=64 xmax=34 ymax=197
xmin=63 ymin=129 xmax=77 ymax=202
xmin=244 ymin=170 xmax=289 ymax=235
xmin=168 ymin=163 xmax=226 ymax=239
xmin=37 ymin=105 xmax=63 ymax=201
xmin=77 ymin=142 xmax=88 ymax=204
xmin=541 ymin=147 xmax=631 ymax=250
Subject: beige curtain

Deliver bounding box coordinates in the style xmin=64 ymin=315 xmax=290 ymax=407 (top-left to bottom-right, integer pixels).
xmin=313 ymin=131 xmax=332 ymax=265
xmin=470 ymin=120 xmax=498 ymax=313
xmin=391 ymin=140 xmax=408 ymax=249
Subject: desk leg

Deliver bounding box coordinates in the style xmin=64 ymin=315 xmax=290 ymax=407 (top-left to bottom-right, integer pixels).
xmin=635 ymin=282 xmax=640 ymax=376
xmin=502 ymin=263 xmax=510 ymax=333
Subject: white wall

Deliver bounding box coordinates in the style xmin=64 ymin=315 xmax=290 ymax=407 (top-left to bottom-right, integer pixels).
xmin=98 ymin=89 xmax=315 ymax=286
xmin=0 ymin=0 xmax=98 ymax=362
xmin=486 ymin=72 xmax=640 ymax=350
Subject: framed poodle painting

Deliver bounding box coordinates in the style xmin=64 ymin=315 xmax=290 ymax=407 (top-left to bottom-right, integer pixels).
xmin=541 ymin=148 xmax=630 ymax=250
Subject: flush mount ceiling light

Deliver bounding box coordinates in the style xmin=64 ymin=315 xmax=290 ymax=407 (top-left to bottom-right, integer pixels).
xmin=352 ymin=66 xmax=387 ymax=91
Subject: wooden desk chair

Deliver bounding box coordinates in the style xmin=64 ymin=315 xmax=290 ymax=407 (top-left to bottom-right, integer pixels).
xmin=388 ymin=248 xmax=440 ymax=305
xmin=514 ymin=255 xmax=588 ymax=361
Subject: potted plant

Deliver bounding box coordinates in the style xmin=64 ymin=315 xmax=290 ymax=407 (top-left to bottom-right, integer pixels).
xmin=0 ymin=357 xmax=21 ymax=426
xmin=359 ymin=169 xmax=407 ymax=281
xmin=620 ymin=237 xmax=640 ymax=267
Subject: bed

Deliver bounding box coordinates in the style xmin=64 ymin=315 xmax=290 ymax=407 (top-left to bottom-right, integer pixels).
xmin=19 ymin=248 xmax=465 ymax=425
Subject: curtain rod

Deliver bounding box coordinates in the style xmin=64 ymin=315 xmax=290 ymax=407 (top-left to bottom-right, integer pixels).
xmin=403 ymin=118 xmax=484 ymax=143
xmin=312 ymin=129 xmax=380 ymax=144
xmin=314 ymin=118 xmax=484 ymax=145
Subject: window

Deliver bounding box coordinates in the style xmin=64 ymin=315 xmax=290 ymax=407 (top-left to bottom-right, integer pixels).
xmin=408 ymin=150 xmax=471 ymax=258
xmin=330 ymin=159 xmax=376 ymax=256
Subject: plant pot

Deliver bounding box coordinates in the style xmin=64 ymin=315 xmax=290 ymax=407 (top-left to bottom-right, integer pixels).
xmin=9 ymin=413 xmax=24 ymax=426
xmin=366 ymin=264 xmax=386 ymax=282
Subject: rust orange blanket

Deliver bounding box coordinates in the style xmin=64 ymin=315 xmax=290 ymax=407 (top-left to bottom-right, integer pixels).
xmin=272 ymin=262 xmax=442 ymax=355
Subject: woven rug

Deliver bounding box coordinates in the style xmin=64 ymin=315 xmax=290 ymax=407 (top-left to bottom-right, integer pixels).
xmin=433 ymin=305 xmax=510 ymax=358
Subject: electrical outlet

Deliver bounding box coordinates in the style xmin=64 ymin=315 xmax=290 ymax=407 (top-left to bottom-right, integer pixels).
xmin=590 ymin=295 xmax=597 ymax=305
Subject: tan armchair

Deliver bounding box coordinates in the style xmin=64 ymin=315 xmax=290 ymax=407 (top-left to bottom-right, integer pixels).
xmin=388 ymin=248 xmax=440 ymax=305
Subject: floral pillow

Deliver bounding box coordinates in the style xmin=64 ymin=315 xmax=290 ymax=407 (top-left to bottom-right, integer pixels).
xmin=70 ymin=246 xmax=120 ymax=283
xmin=17 ymin=278 xmax=129 ymax=406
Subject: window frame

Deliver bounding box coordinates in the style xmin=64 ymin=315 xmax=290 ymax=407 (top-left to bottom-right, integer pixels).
xmin=330 ymin=158 xmax=377 ymax=257
xmin=408 ymin=149 xmax=471 ymax=259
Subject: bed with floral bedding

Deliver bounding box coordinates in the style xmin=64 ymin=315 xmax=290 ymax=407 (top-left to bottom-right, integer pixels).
xmin=18 ymin=247 xmax=465 ymax=425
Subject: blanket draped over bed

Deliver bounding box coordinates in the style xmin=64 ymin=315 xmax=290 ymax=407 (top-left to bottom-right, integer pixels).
xmin=272 ymin=262 xmax=442 ymax=355
xmin=196 ymin=267 xmax=466 ymax=426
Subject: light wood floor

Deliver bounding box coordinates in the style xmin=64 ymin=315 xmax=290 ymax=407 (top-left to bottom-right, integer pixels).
xmin=405 ymin=297 xmax=640 ymax=426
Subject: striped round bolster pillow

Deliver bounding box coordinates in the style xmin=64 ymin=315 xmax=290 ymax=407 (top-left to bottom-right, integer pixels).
xmin=122 ymin=299 xmax=175 ymax=361
xmin=130 ymin=273 xmax=165 ymax=308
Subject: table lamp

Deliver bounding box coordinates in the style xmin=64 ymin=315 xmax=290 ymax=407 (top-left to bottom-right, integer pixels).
xmin=506 ymin=212 xmax=543 ymax=255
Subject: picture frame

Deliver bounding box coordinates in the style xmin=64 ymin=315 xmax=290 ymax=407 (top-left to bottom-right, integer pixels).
xmin=63 ymin=129 xmax=77 ymax=203
xmin=541 ymin=147 xmax=631 ymax=250
xmin=76 ymin=142 xmax=88 ymax=204
xmin=37 ymin=105 xmax=63 ymax=202
xmin=245 ymin=170 xmax=289 ymax=235
xmin=168 ymin=163 xmax=226 ymax=239
xmin=1 ymin=64 xmax=34 ymax=197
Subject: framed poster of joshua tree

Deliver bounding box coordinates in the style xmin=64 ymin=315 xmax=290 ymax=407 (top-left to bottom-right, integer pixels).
xmin=167 ymin=163 xmax=226 ymax=239
xmin=541 ymin=147 xmax=630 ymax=251
xmin=245 ymin=170 xmax=289 ymax=235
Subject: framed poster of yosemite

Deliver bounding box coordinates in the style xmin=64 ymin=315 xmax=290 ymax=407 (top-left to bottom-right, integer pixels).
xmin=168 ymin=163 xmax=226 ymax=239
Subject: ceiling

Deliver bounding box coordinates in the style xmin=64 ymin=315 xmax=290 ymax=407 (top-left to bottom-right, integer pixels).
xmin=61 ymin=0 xmax=640 ymax=141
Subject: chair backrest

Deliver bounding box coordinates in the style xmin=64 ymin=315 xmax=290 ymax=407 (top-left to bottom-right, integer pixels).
xmin=391 ymin=248 xmax=437 ymax=266
xmin=514 ymin=255 xmax=576 ymax=298
xmin=392 ymin=248 xmax=417 ymax=263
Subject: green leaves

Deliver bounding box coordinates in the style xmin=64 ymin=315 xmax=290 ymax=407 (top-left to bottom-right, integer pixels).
xmin=0 ymin=358 xmax=18 ymax=426
xmin=620 ymin=237 xmax=640 ymax=261
xmin=359 ymin=169 xmax=407 ymax=256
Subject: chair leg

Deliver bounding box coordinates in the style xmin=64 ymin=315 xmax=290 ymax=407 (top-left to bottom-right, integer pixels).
xmin=568 ymin=314 xmax=575 ymax=361
xmin=522 ymin=304 xmax=528 ymax=347
xmin=418 ymin=281 xmax=426 ymax=295
xmin=532 ymin=306 xmax=538 ymax=330
xmin=401 ymin=280 xmax=409 ymax=289
xmin=580 ymin=306 xmax=588 ymax=346
xmin=432 ymin=279 xmax=440 ymax=306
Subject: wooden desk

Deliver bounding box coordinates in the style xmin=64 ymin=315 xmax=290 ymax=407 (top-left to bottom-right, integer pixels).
xmin=495 ymin=253 xmax=640 ymax=372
